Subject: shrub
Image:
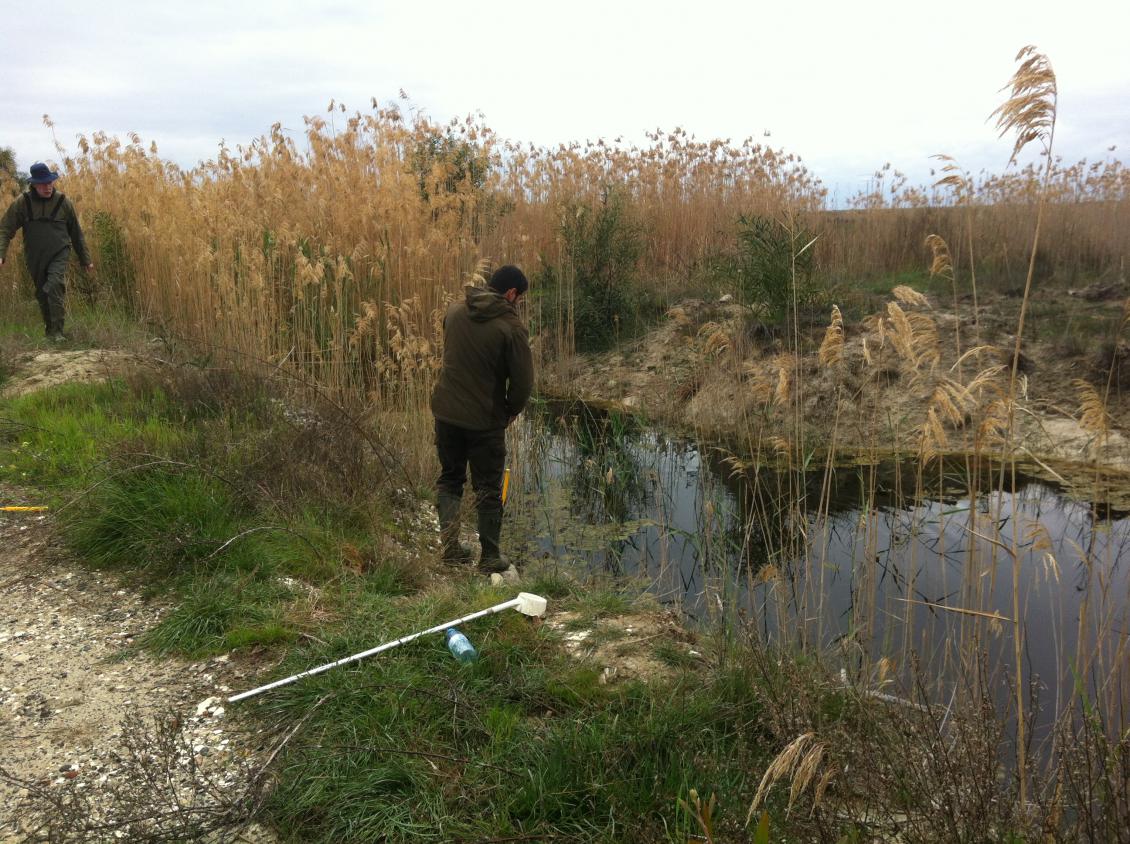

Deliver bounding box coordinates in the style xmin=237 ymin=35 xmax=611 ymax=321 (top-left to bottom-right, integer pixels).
xmin=87 ymin=211 xmax=136 ymax=309
xmin=719 ymin=214 xmax=827 ymax=325
xmin=555 ymin=188 xmax=649 ymax=353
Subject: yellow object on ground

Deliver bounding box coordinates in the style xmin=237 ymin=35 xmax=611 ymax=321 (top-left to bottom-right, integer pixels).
xmin=0 ymin=506 xmax=48 ymax=512
xmin=502 ymin=469 xmax=510 ymax=505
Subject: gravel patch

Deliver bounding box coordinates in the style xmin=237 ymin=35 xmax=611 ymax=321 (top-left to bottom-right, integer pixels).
xmin=0 ymin=499 xmax=275 ymax=842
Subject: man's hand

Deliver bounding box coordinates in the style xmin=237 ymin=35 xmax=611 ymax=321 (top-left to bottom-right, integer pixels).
xmin=84 ymin=263 xmax=94 ymax=272
xmin=0 ymin=258 xmax=5 ymax=268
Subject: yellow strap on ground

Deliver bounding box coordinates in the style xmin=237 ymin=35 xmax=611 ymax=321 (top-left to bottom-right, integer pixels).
xmin=0 ymin=506 xmax=48 ymax=512
xmin=502 ymin=469 xmax=510 ymax=505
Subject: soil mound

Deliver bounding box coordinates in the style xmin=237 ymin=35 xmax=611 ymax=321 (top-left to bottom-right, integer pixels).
xmin=1 ymin=349 xmax=151 ymax=399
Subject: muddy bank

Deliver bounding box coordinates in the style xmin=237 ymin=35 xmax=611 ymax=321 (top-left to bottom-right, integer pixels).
xmin=541 ymin=287 xmax=1130 ymax=490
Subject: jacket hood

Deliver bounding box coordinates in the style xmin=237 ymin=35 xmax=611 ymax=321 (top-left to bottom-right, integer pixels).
xmin=464 ymin=285 xmax=514 ymax=322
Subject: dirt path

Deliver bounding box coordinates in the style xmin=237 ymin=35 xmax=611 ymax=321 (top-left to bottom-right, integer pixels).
xmin=0 ymin=496 xmax=273 ymax=842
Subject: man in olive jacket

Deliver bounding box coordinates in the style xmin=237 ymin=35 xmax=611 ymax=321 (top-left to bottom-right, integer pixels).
xmin=0 ymin=162 xmax=93 ymax=341
xmin=431 ymin=265 xmax=533 ymax=573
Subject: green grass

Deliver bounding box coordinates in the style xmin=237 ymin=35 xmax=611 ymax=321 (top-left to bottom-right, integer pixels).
xmin=142 ymin=573 xmax=292 ymax=655
xmin=1027 ymin=297 xmax=1121 ymax=348
xmin=847 ymin=267 xmax=952 ymax=299
xmin=0 ymin=369 xmax=404 ymax=657
xmin=0 ymin=381 xmax=178 ymax=493
xmin=253 ymin=582 xmax=768 ymax=843
xmin=0 ymin=295 xmax=148 ymax=350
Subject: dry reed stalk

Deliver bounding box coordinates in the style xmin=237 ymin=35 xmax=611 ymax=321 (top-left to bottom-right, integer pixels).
xmin=987 ymin=47 xmax=1060 ymax=808
xmin=932 ymin=156 xmax=980 ymax=330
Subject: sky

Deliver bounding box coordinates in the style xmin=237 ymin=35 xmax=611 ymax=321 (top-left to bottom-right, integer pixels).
xmin=2 ymin=0 xmax=1128 ymax=202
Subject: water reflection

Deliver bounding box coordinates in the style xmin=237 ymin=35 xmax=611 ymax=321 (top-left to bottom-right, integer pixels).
xmin=511 ymin=400 xmax=1130 ymax=736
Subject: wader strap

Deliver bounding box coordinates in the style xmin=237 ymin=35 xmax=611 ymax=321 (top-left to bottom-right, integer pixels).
xmin=21 ymin=193 xmax=67 ymax=222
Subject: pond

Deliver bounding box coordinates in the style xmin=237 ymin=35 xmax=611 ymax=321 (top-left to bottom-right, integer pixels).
xmin=508 ymin=399 xmax=1130 ymax=742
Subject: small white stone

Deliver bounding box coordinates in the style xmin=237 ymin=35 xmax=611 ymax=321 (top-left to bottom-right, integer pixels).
xmin=195 ymin=696 xmax=217 ymax=716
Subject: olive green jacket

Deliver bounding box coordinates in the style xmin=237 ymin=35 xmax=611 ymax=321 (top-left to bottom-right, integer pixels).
xmin=0 ymin=190 xmax=92 ymax=280
xmin=431 ymin=286 xmax=534 ymax=431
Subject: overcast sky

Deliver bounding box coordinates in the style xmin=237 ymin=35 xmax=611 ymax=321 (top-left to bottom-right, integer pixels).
xmin=2 ymin=0 xmax=1127 ymax=201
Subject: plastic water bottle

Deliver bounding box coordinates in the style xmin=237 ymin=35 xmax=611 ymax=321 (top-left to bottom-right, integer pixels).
xmin=445 ymin=628 xmax=478 ymax=663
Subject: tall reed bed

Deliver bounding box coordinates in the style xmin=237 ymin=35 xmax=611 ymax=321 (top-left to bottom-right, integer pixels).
xmin=0 ymin=79 xmax=1121 ymax=419
xmin=823 ymin=156 xmax=1130 ymax=287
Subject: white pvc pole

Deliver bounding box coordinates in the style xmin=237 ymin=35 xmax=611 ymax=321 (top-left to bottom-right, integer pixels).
xmin=228 ymin=593 xmax=545 ymax=703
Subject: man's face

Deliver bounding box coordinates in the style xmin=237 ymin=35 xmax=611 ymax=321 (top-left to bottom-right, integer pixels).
xmin=33 ymin=183 xmax=54 ymax=199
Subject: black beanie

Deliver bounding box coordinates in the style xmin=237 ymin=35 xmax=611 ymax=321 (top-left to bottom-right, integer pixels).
xmin=488 ymin=265 xmax=529 ymax=295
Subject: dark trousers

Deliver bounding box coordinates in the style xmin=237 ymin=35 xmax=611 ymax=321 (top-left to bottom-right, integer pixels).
xmin=434 ymin=419 xmax=506 ymax=514
xmin=34 ymin=253 xmax=68 ymax=335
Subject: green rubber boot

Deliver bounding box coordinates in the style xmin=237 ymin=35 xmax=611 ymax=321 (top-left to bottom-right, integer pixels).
xmin=437 ymin=492 xmax=474 ymax=566
xmin=476 ymin=508 xmax=511 ymax=574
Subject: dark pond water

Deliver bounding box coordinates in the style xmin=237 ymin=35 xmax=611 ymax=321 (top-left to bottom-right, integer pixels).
xmin=509 ymin=400 xmax=1130 ymax=737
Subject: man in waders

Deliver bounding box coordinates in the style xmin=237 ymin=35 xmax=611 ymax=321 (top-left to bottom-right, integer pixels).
xmin=0 ymin=162 xmax=93 ymax=341
xmin=431 ymin=266 xmax=533 ymax=574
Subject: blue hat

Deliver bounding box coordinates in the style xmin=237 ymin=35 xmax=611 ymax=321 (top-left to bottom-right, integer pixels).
xmin=28 ymin=162 xmax=59 ymax=185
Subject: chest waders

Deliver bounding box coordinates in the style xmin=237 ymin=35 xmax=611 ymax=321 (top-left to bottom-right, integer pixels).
xmin=22 ymin=193 xmax=72 ymax=337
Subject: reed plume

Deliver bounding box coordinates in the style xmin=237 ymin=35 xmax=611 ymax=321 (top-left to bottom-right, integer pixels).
xmin=892 ymin=284 xmax=931 ymax=308
xmin=990 ymin=51 xmax=1060 ymax=808
xmin=1074 ymin=379 xmax=1111 ymax=441
xmin=773 ymin=365 xmax=792 ymax=408
xmin=817 ymin=305 xmax=844 ymax=366
xmin=747 ymin=732 xmax=829 ymax=821
xmin=991 ymin=46 xmax=1058 ymax=165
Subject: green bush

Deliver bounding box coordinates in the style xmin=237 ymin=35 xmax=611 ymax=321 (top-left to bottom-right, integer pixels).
xmin=721 ymin=214 xmax=826 ymax=325
xmin=554 ymin=189 xmax=649 ymax=353
xmin=64 ymin=465 xmax=252 ymax=577
xmin=88 ymin=211 xmax=136 ymax=309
